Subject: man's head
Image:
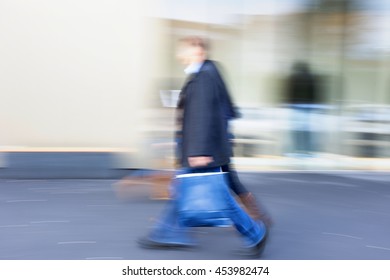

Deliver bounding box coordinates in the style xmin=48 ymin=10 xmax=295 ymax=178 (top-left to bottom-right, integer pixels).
xmin=176 ymin=36 xmax=208 ymax=66
xmin=292 ymin=61 xmax=310 ymax=74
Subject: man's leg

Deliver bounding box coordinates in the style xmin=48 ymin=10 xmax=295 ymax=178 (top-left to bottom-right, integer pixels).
xmin=224 ymin=164 xmax=247 ymax=195
xmin=222 ymin=165 xmax=272 ymax=226
xmin=144 ymin=199 xmax=197 ymax=246
xmin=222 ymin=184 xmax=267 ymax=248
xmin=138 ymin=169 xmax=197 ymax=248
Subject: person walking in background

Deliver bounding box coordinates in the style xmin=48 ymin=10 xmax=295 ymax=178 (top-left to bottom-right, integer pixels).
xmin=138 ymin=36 xmax=269 ymax=257
xmin=284 ymin=61 xmax=322 ymax=157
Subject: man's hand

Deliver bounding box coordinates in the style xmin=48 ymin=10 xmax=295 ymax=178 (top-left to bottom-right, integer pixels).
xmin=188 ymin=156 xmax=213 ymax=167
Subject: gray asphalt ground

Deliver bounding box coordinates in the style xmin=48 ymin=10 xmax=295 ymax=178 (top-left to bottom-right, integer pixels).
xmin=0 ymin=172 xmax=389 ymax=260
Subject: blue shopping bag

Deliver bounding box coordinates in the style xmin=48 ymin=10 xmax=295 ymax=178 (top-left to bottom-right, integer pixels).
xmin=175 ymin=171 xmax=232 ymax=227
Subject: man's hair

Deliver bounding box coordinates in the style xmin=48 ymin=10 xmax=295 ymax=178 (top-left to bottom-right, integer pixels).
xmin=179 ymin=36 xmax=209 ymax=51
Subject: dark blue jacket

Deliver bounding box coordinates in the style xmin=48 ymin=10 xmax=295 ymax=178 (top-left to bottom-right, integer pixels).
xmin=177 ymin=60 xmax=238 ymax=168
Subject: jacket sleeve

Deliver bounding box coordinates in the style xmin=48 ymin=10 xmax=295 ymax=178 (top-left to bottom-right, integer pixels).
xmin=185 ymin=72 xmax=215 ymax=157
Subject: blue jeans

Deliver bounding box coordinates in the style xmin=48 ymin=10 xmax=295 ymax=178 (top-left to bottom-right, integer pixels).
xmin=286 ymin=106 xmax=318 ymax=155
xmin=147 ymin=167 xmax=266 ymax=247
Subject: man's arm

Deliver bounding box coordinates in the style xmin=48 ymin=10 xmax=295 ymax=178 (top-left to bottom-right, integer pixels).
xmin=185 ymin=72 xmax=215 ymax=166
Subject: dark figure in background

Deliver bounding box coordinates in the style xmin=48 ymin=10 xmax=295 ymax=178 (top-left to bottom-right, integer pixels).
xmin=138 ymin=37 xmax=269 ymax=257
xmin=285 ymin=61 xmax=322 ymax=157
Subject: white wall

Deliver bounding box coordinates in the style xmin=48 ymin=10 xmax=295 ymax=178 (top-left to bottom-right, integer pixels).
xmin=0 ymin=0 xmax=163 ymax=155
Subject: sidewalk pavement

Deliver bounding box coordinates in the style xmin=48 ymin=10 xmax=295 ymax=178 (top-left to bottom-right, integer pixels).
xmin=0 ymin=149 xmax=389 ymax=180
xmin=233 ymin=154 xmax=390 ymax=172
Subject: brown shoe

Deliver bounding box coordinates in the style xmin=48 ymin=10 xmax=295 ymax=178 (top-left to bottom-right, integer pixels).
xmin=239 ymin=192 xmax=273 ymax=227
xmin=150 ymin=172 xmax=172 ymax=200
